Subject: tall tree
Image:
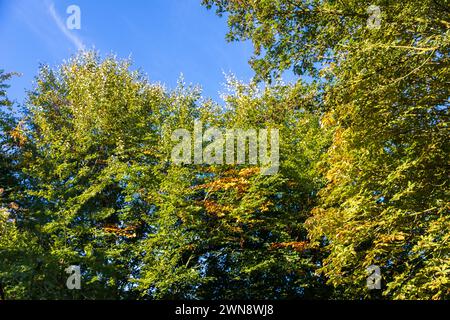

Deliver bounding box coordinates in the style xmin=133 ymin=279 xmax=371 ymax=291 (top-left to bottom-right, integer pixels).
xmin=138 ymin=77 xmax=333 ymax=299
xmin=203 ymin=0 xmax=450 ymax=299
xmin=170 ymin=79 xmax=332 ymax=299
xmin=16 ymin=52 xmax=171 ymax=299
xmin=10 ymin=52 xmax=332 ymax=299
xmin=0 ymin=70 xmax=18 ymax=209
xmin=0 ymin=70 xmax=42 ymax=300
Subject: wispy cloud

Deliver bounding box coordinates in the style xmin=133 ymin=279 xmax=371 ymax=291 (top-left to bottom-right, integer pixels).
xmin=47 ymin=1 xmax=84 ymax=51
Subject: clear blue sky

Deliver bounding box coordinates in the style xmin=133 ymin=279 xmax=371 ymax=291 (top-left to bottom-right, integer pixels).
xmin=0 ymin=0 xmax=265 ymax=105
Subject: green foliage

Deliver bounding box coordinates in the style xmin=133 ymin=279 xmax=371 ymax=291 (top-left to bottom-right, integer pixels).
xmin=184 ymin=80 xmax=332 ymax=299
xmin=204 ymin=0 xmax=450 ymax=299
xmin=1 ymin=52 xmax=331 ymax=299
xmin=1 ymin=0 xmax=448 ymax=300
xmin=17 ymin=52 xmax=175 ymax=299
xmin=0 ymin=69 xmax=35 ymax=300
xmin=0 ymin=69 xmax=18 ymax=208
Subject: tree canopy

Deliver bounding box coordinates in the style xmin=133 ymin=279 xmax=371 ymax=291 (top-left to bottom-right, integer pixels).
xmin=0 ymin=0 xmax=448 ymax=300
xmin=203 ymin=0 xmax=449 ymax=299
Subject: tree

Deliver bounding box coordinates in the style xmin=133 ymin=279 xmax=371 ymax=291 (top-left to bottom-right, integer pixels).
xmin=14 ymin=52 xmax=171 ymax=298
xmin=139 ymin=77 xmax=333 ymax=299
xmin=0 ymin=70 xmax=43 ymax=300
xmin=204 ymin=0 xmax=450 ymax=299
xmin=8 ymin=51 xmax=332 ymax=299
xmin=0 ymin=69 xmax=18 ymax=210
xmin=190 ymin=78 xmax=332 ymax=298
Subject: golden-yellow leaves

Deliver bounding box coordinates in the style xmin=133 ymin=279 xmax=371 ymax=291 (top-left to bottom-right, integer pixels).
xmin=270 ymin=241 xmax=309 ymax=252
xmin=103 ymin=224 xmax=137 ymax=238
xmin=9 ymin=120 xmax=27 ymax=147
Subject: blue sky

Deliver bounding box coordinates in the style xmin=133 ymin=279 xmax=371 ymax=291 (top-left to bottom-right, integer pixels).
xmin=0 ymin=0 xmax=263 ymax=105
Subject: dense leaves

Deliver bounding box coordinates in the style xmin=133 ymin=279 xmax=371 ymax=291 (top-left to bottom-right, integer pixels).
xmin=0 ymin=0 xmax=448 ymax=300
xmin=204 ymin=0 xmax=450 ymax=299
xmin=0 ymin=53 xmax=331 ymax=299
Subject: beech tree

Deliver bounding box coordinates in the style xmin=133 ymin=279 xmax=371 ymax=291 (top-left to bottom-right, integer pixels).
xmin=1 ymin=53 xmax=331 ymax=299
xmin=0 ymin=69 xmax=38 ymax=300
xmin=1 ymin=0 xmax=447 ymax=300
xmin=203 ymin=0 xmax=450 ymax=299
